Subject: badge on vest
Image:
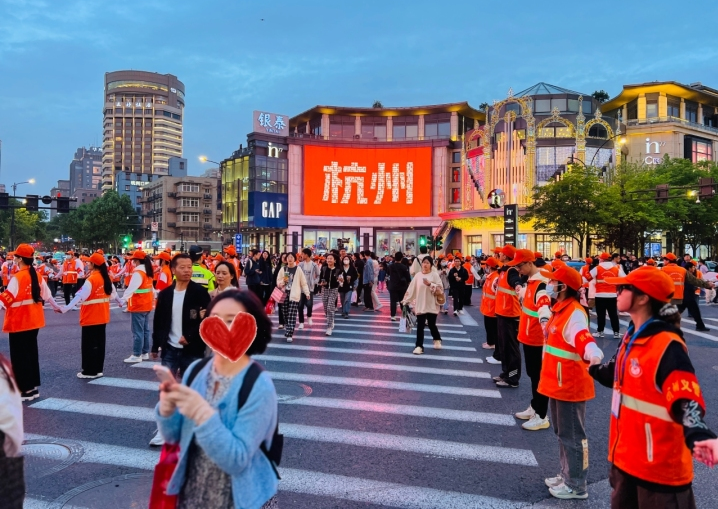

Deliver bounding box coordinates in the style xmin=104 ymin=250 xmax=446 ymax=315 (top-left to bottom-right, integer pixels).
xmin=629 ymin=359 xmax=643 ymax=378
xmin=611 ymin=388 xmax=621 ymax=418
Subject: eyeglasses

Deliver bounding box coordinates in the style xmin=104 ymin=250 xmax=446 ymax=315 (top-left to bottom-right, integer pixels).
xmin=616 ymin=285 xmax=645 ymax=295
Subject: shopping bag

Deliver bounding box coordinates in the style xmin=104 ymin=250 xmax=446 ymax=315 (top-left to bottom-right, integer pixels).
xmin=351 ymin=290 xmax=358 ymax=302
xmin=399 ymin=318 xmax=407 ymax=333
xmin=149 ymin=442 xmax=180 ymax=509
xmin=270 ymin=287 xmax=286 ymax=304
xmin=264 ymin=299 xmax=276 ymax=316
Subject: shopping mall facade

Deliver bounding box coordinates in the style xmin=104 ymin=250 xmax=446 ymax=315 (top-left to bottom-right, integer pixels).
xmin=221 ymin=80 xmax=718 ymax=257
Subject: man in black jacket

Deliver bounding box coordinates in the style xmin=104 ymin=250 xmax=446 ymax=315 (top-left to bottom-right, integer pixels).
xmin=448 ymin=257 xmax=469 ymax=316
xmin=387 ymin=251 xmax=411 ymax=321
xmin=244 ymin=249 xmax=262 ymax=300
xmin=151 ymin=253 xmax=211 ymax=377
xmin=352 ymin=252 xmax=365 ymax=306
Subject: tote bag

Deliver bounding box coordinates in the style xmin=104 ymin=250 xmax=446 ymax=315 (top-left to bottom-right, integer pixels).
xmin=149 ymin=442 xmax=180 ymax=509
xmin=270 ymin=286 xmax=286 ymax=304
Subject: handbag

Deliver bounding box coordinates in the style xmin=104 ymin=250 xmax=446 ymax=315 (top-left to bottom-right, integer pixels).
xmin=436 ymin=289 xmax=446 ymax=306
xmin=0 ymin=431 xmax=25 ymax=509
xmin=149 ymin=442 xmax=180 ymax=509
xmin=270 ymin=286 xmax=286 ymax=304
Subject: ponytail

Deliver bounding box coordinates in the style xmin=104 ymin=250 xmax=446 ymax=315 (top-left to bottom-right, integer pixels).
xmin=140 ymin=257 xmax=154 ymax=277
xmin=94 ymin=263 xmax=113 ymax=296
xmin=22 ymin=256 xmax=42 ymax=303
xmin=650 ymin=298 xmax=682 ymax=328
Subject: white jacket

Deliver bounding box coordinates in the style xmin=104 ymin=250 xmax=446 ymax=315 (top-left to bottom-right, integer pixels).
xmin=277 ymin=266 xmax=311 ymax=303
xmin=0 ymin=363 xmax=22 ymax=457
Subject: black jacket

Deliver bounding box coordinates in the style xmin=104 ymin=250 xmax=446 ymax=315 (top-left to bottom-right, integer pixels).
xmin=152 ymin=281 xmax=211 ymax=358
xmin=387 ymin=262 xmax=410 ymax=294
xmin=244 ymin=257 xmax=261 ymax=286
xmin=319 ymin=266 xmax=343 ymax=290
xmin=338 ymin=265 xmax=358 ymax=293
xmin=448 ymin=266 xmax=469 ymax=292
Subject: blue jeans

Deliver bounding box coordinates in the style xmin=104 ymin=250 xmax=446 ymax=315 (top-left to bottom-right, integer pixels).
xmin=340 ymin=290 xmax=353 ymax=315
xmin=161 ymin=344 xmax=201 ymax=379
xmin=131 ymin=311 xmax=151 ymax=356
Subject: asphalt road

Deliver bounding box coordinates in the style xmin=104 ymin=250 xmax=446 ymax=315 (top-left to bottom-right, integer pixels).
xmin=3 ymin=287 xmax=718 ymax=508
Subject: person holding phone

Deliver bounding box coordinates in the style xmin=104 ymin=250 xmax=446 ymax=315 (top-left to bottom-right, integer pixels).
xmin=447 ymin=257 xmax=468 ymax=316
xmin=338 ymin=255 xmax=358 ymax=319
xmin=276 ymin=253 xmax=310 ymax=342
xmin=319 ymin=253 xmax=341 ymax=335
xmin=154 ymin=291 xmax=278 ymax=508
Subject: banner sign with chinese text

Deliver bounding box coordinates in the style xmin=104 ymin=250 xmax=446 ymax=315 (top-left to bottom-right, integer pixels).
xmin=303 ymin=145 xmax=432 ymax=217
xmin=253 ymin=111 xmax=290 ymax=136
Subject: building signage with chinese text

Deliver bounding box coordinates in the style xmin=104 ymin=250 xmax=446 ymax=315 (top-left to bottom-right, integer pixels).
xmin=504 ymin=204 xmax=518 ymax=246
xmin=248 ymin=192 xmax=288 ymax=228
xmin=303 ymin=146 xmax=432 ymax=217
xmin=253 ymin=111 xmax=289 ymax=136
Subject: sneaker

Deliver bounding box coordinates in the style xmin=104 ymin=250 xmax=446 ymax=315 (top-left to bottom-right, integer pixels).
xmin=544 ymin=474 xmax=564 ymax=488
xmin=123 ymin=355 xmax=143 ymax=363
xmin=149 ymin=431 xmax=165 ymax=447
xmin=326 ymin=328 xmax=332 ymax=336
xmin=390 ymin=316 xmax=397 ymax=321
xmin=697 ymin=327 xmax=711 ymax=332
xmin=613 ymin=332 xmax=621 ymax=339
xmin=286 ymin=335 xmax=293 ymax=343
xmin=278 ymin=325 xmax=284 ymax=330
xmin=522 ymin=414 xmax=550 ymax=431
xmin=443 ymin=310 xmax=448 ymax=315
xmin=20 ymin=389 xmax=39 ymax=402
xmin=495 ymin=380 xmax=519 ymax=388
xmin=351 ymin=302 xmax=359 ymax=307
xmin=492 ymin=375 xmax=504 ymax=382
xmin=343 ymin=314 xmax=349 ymax=319
xmin=433 ymin=340 xmax=442 ymax=350
xmin=548 ymin=483 xmax=588 ymax=500
xmin=482 ymin=342 xmax=495 ymax=350
xmin=308 ymin=318 xmax=313 ymax=326
xmin=458 ymin=310 xmax=465 ymax=315
xmin=298 ymin=323 xmax=304 ymax=330
xmin=486 ymin=356 xmax=501 ymax=365
xmin=77 ymin=372 xmax=103 ymax=379
xmin=453 ymin=311 xmax=458 ymax=316
xmin=363 ymin=308 xmax=374 ymax=312
xmin=514 ymin=405 xmax=535 ymax=420
xmin=141 ymin=353 xmax=150 ymax=360
xmin=593 ymin=331 xmax=604 ymax=338
xmin=412 ymin=346 xmax=424 ymax=355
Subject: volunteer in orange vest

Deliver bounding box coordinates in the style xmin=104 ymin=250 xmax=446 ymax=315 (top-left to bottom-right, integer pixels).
xmin=61 ymin=253 xmax=122 ymax=379
xmin=2 ymin=253 xmax=19 ymax=291
xmin=58 ymin=251 xmax=84 ymax=306
xmin=108 ymin=257 xmax=122 ymax=287
xmin=589 ymin=252 xmax=624 ymax=339
xmin=679 ymin=260 xmax=713 ymax=332
xmin=589 ymin=266 xmax=717 ymax=508
xmin=510 ymin=249 xmax=552 ymax=431
xmin=154 ymin=252 xmax=173 ymax=291
xmin=579 ymin=257 xmax=593 ymax=311
xmin=493 ymin=245 xmax=523 ymax=388
xmin=538 ymin=261 xmax=604 ymax=500
xmin=0 ymin=244 xmax=61 ymax=401
xmin=480 ymin=257 xmax=500 ymax=354
xmin=462 ymin=257 xmax=474 ymax=306
xmin=120 ymin=251 xmax=154 ymax=363
xmin=224 ymin=245 xmax=243 ymax=278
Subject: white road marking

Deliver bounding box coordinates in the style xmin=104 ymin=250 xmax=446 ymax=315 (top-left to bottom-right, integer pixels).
xmin=267 ymin=343 xmax=484 ymax=363
xmin=590 ymin=316 xmax=718 ymax=342
xmin=278 ymin=327 xmax=471 ymax=342
xmin=275 ymin=318 xmax=467 ymax=334
xmin=29 ymin=398 xmax=155 ymax=421
xmin=271 ymin=334 xmax=476 ymax=351
xmin=272 ymin=316 xmax=465 ymax=328
xmin=90 ymin=377 xmax=159 ymax=390
xmin=458 ymin=312 xmax=480 ymax=326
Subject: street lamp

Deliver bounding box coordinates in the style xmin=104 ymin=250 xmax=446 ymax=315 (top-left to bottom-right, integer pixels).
xmin=199 ymin=156 xmax=221 ymax=166
xmin=10 ymin=179 xmax=35 ymax=250
xmin=590 ymin=132 xmax=627 ymax=167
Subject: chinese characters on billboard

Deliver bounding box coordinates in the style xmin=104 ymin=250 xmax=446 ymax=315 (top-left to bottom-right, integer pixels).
xmin=303 ymin=146 xmax=432 ymax=217
xmin=253 ymin=111 xmax=289 ymax=136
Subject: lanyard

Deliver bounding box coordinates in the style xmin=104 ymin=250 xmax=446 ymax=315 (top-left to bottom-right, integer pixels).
xmin=615 ymin=318 xmax=655 ymax=387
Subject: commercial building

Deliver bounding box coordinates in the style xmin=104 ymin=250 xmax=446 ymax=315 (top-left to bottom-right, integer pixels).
xmin=69 ymin=146 xmax=102 ymax=195
xmin=115 ymin=156 xmax=187 ymax=215
xmin=71 ymin=188 xmax=101 ymax=207
xmin=221 ymin=104 xmax=484 ymax=254
xmin=49 ymin=180 xmax=70 ymax=219
xmin=101 ymin=70 xmax=184 ymax=193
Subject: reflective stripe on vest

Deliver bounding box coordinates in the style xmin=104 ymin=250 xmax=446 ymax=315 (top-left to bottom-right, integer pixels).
xmin=134 ymin=289 xmax=152 ymax=294
xmin=82 ymin=297 xmax=110 ymax=306
xmin=497 ymin=287 xmax=517 ymax=296
xmin=10 ymin=299 xmax=35 ymax=308
xmin=620 ymin=394 xmax=673 ymax=423
xmin=484 ymin=294 xmax=496 ymax=300
xmin=522 ymin=306 xmax=539 ymax=317
xmin=544 ymin=344 xmax=582 ymax=362
xmin=673 ymin=282 xmax=684 ymax=285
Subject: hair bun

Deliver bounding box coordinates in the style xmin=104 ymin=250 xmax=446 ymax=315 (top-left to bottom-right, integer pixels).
xmin=659 ymin=303 xmax=679 ymax=316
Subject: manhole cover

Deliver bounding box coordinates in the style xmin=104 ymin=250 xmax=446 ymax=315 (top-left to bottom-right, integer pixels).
xmin=274 ymin=381 xmax=312 ymax=402
xmin=22 ymin=439 xmax=84 ymax=479
xmin=50 ymin=473 xmax=153 ymax=508
xmin=713 ymin=365 xmax=718 ymax=371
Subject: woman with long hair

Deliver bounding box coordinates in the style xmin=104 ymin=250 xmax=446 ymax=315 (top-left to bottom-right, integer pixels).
xmin=401 ymin=256 xmax=443 ymax=354
xmin=276 ymin=253 xmax=310 ymax=342
xmin=210 ymin=261 xmax=238 ymax=299
xmin=273 ymin=253 xmax=287 ymax=329
xmin=0 ymin=244 xmax=61 ymax=400
xmin=120 ymin=251 xmax=155 ymax=363
xmin=258 ymin=250 xmax=273 ymax=305
xmin=338 ymin=255 xmax=358 ymax=319
xmin=62 ymin=253 xmax=123 ymax=379
xmin=319 ymin=252 xmax=341 ymax=335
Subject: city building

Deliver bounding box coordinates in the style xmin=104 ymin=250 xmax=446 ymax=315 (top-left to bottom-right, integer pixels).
xmin=69 ymin=146 xmax=102 ymax=195
xmin=140 ymin=175 xmax=222 ymax=246
xmin=114 ymin=156 xmax=187 ymax=215
xmin=49 ymin=180 xmax=70 ymax=219
xmin=71 ymin=188 xmax=101 ymax=207
xmin=221 ymin=104 xmax=484 ymax=254
xmin=101 ymin=70 xmax=184 ymax=193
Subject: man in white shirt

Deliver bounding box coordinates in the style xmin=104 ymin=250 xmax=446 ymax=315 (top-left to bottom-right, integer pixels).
xmin=589 ymin=252 xmax=625 ymax=339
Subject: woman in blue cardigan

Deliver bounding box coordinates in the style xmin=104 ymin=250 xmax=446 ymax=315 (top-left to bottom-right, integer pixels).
xmin=155 ymin=290 xmax=278 ymax=509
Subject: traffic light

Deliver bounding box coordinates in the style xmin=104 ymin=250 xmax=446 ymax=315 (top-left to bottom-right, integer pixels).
xmin=25 ymin=194 xmax=39 ymax=212
xmin=419 ymin=235 xmax=427 ymax=248
xmin=435 ymin=236 xmax=443 ymax=250
xmin=0 ymin=193 xmax=8 ymax=210
xmin=427 ymin=236 xmax=434 ymax=249
xmin=56 ymin=196 xmax=70 ymax=213
xmin=699 ymin=177 xmax=715 ymax=200
xmin=655 ymin=184 xmax=669 ymax=205
xmin=123 ymin=236 xmax=132 ymax=249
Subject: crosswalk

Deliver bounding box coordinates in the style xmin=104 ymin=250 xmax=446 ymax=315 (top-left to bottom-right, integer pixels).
xmin=23 ymin=291 xmax=542 ymax=508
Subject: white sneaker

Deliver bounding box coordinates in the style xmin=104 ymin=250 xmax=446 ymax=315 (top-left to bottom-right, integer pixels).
xmin=286 ymin=335 xmax=293 ymax=343
xmin=482 ymin=342 xmax=495 ymax=350
xmin=390 ymin=316 xmax=397 ymax=321
xmin=76 ymin=372 xmax=103 ymax=379
xmin=522 ymin=414 xmax=550 ymax=431
xmin=278 ymin=325 xmax=284 ymax=330
xmin=545 ymin=474 xmax=564 ymax=488
xmin=486 ymin=356 xmax=501 ymax=365
xmin=453 ymin=311 xmax=458 ymax=316
xmin=433 ymin=340 xmax=442 ymax=350
xmin=123 ymin=355 xmax=142 ymax=363
xmin=412 ymin=346 xmax=424 ymax=355
xmin=149 ymin=431 xmax=165 ymax=446
xmin=326 ymin=328 xmax=332 ymax=336
xmin=514 ymin=405 xmax=535 ymax=420
xmin=458 ymin=309 xmax=465 ymax=315
xmin=141 ymin=353 xmax=150 ymax=360
xmin=308 ymin=318 xmax=313 ymax=326
xmin=298 ymin=323 xmax=304 ymax=330
xmin=548 ymin=483 xmax=588 ymax=500
xmin=593 ymin=331 xmax=604 ymax=338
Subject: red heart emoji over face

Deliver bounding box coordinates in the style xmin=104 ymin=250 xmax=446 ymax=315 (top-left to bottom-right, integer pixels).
xmin=199 ymin=312 xmax=258 ymax=362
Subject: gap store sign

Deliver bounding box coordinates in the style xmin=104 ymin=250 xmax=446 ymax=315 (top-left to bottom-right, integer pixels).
xmin=248 ymin=192 xmax=288 ymax=228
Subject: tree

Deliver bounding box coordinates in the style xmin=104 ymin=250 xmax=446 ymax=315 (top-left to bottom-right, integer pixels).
xmin=372 ymin=101 xmax=383 ymax=108
xmin=478 ymin=102 xmax=490 ymax=111
xmin=592 ymin=90 xmax=610 ymax=103
xmin=0 ymin=199 xmax=48 ymax=249
xmin=525 ymin=165 xmax=613 ymax=257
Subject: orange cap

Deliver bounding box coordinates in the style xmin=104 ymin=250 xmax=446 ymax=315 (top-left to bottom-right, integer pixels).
xmin=130 ymin=251 xmax=147 ymax=260
xmin=663 ymin=253 xmax=677 ymax=261
xmin=485 ymin=257 xmax=499 ymax=268
xmin=646 ymin=258 xmax=656 ymax=266
xmin=492 ymin=247 xmax=503 ymax=254
xmin=154 ymin=252 xmax=171 ymax=262
xmin=554 ymin=251 xmax=563 ymax=258
xmin=533 ymin=252 xmax=544 ymax=259
xmin=14 ymin=244 xmax=34 ymax=258
xmin=605 ymin=265 xmax=675 ymax=303
xmin=501 ymin=245 xmax=517 ymax=259
xmin=599 ymin=252 xmax=611 ymax=260
xmin=507 ymin=249 xmax=535 ymax=266
xmin=89 ymin=253 xmax=106 ymax=266
xmin=585 ymin=257 xmax=593 ymax=264
xmin=540 ymin=262 xmax=582 ymax=291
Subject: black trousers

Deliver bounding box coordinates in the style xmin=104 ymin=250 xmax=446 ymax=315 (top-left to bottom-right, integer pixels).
xmin=523 ymin=343 xmax=549 ymax=418
xmin=9 ymin=329 xmax=41 ymax=393
xmin=247 ymin=284 xmax=262 ymax=302
xmin=497 ymin=315 xmax=521 ymax=384
xmin=76 ymin=278 xmax=86 ymax=291
xmin=679 ymin=295 xmax=706 ymax=329
xmin=298 ymin=292 xmax=314 ymax=322
xmin=363 ymin=283 xmax=374 ymax=309
xmin=258 ymin=284 xmax=271 ymax=306
xmin=63 ymin=283 xmax=76 ymax=305
xmin=416 ymin=313 xmax=440 ymax=348
xmin=595 ymin=296 xmax=620 ymax=333
xmin=48 ymin=280 xmax=58 ymax=297
xmin=463 ymin=285 xmax=473 ymax=306
xmin=484 ymin=315 xmax=498 ymax=348
xmin=389 ymin=289 xmax=404 ymax=318
xmin=609 ymin=465 xmax=696 ymax=509
xmin=452 ymin=287 xmax=463 ymax=311
xmin=81 ymin=324 xmax=106 ymax=376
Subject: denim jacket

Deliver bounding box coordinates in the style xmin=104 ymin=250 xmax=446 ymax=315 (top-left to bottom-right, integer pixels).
xmin=155 ymin=359 xmax=278 ymax=509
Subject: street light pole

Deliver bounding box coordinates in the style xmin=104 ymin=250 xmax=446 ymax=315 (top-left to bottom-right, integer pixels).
xmin=9 ymin=179 xmax=35 ymax=250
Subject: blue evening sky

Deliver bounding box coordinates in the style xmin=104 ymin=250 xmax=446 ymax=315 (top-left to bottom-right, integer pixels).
xmin=1 ymin=0 xmax=717 ymax=195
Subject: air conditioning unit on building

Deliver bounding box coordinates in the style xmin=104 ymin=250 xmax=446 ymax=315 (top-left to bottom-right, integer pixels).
xmin=203 ymin=193 xmax=212 ymax=199
xmin=167 ymin=208 xmax=176 ymax=213
xmin=167 ymin=192 xmax=176 ymax=197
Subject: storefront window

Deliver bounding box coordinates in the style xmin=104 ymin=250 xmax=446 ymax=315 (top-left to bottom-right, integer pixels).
xmin=452 ymin=168 xmax=460 ymax=182
xmin=450 ymin=188 xmax=461 ymax=204
xmin=376 ymin=230 xmax=429 ymax=257
xmin=536 ymin=234 xmax=573 ymax=259
xmin=467 ymin=235 xmax=482 ymax=257
xmin=516 ymin=234 xmax=528 ymax=250
xmin=492 ymin=234 xmax=504 ymax=249
xmin=303 ymin=229 xmax=357 ymax=254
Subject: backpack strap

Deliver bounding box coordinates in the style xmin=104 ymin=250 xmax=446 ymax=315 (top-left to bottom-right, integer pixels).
xmin=185 ymin=357 xmax=212 ymax=387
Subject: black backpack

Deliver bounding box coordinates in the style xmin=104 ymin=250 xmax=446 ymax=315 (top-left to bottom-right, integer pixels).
xmin=186 ymin=358 xmax=283 ymax=479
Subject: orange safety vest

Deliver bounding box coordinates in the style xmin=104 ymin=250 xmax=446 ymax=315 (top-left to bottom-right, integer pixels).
xmin=538 ymin=298 xmax=595 ymax=402
xmin=153 ymin=263 xmax=161 ymax=283
xmin=127 ymin=270 xmax=153 ymax=312
xmin=695 ymin=270 xmax=702 ymax=296
xmin=156 ymin=265 xmax=173 ymax=292
xmin=62 ymin=259 xmax=79 ymax=285
xmin=108 ymin=263 xmax=121 ymax=282
xmin=609 ymin=331 xmax=694 ymax=486
xmin=0 ymin=267 xmax=45 ymax=333
xmin=580 ymin=265 xmax=592 ymax=288
xmin=495 ymin=267 xmax=521 ymax=318
xmin=518 ymin=278 xmax=550 ymax=347
xmin=480 ymin=271 xmax=498 ymax=318
xmin=80 ymin=271 xmax=111 ymax=327
xmin=661 ymin=264 xmax=686 ymax=300
xmin=463 ymin=262 xmax=474 ymax=285
xmin=231 ymin=257 xmax=242 ymax=277
xmin=595 ymin=265 xmax=619 ymax=295
xmin=123 ymin=262 xmax=134 ymax=287
xmin=36 ymin=265 xmax=48 ymax=282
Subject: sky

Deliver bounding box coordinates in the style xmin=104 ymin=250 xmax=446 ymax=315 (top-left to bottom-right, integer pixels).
xmin=1 ymin=0 xmax=718 ymax=195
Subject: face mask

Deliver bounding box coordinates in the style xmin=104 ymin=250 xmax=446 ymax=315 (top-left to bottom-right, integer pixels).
xmin=343 ymin=260 xmax=350 ymax=265
xmin=546 ymin=283 xmax=563 ymax=299
xmin=441 ymin=262 xmax=447 ymax=267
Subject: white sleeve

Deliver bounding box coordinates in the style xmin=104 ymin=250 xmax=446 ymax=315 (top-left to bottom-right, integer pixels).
xmin=40 ymin=279 xmax=61 ymax=311
xmin=589 ymin=267 xmax=597 ymax=278
xmin=121 ymin=272 xmax=143 ymax=303
xmin=111 ymin=285 xmax=123 ymax=306
xmin=563 ymin=309 xmax=590 ymax=349
xmin=0 ymin=278 xmax=19 ymax=309
xmin=0 ymin=374 xmax=23 ymax=457
xmin=65 ymin=282 xmax=92 ymax=310
xmin=618 ymin=266 xmax=627 ymax=277
xmin=75 ymin=260 xmax=85 ymax=278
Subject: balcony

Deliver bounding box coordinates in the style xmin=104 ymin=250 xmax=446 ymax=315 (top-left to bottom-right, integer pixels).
xmin=203 ymin=224 xmax=212 ymax=230
xmin=203 ymin=193 xmax=212 ymax=199
xmin=167 ymin=222 xmax=176 ymax=227
xmin=203 ymin=209 xmax=212 ymax=215
xmin=626 ymin=116 xmax=718 ymax=136
xmin=167 ymin=192 xmax=176 ymax=198
xmin=167 ymin=207 xmax=176 ymax=213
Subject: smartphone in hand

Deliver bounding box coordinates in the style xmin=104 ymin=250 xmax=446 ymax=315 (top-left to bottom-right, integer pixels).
xmin=153 ymin=364 xmax=176 ymax=387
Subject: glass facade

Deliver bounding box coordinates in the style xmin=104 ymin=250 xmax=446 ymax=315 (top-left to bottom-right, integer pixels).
xmin=375 ymin=230 xmax=430 ymax=257
xmin=303 ymin=229 xmax=358 ymax=254
xmin=536 ymin=234 xmax=573 ymax=259
xmin=466 ymin=235 xmax=482 ymax=256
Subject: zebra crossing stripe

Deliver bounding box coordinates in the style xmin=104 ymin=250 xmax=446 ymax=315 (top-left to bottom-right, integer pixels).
xmin=271 ymin=335 xmax=476 ymax=351
xmin=273 ymin=328 xmax=471 ymax=342
xmin=267 ymin=344 xmax=484 ymax=363
xmin=271 ymin=316 xmax=465 ymax=328
xmin=272 ymin=319 xmax=467 ymax=334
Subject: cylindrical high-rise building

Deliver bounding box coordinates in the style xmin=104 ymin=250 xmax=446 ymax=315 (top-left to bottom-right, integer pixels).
xmin=102 ymin=71 xmax=184 ymax=192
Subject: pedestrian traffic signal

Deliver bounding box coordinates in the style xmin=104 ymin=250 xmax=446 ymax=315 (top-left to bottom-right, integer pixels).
xmin=427 ymin=236 xmax=434 ymax=249
xmin=123 ymin=236 xmax=132 ymax=249
xmin=56 ymin=196 xmax=70 ymax=213
xmin=419 ymin=235 xmax=427 ymax=248
xmin=435 ymin=236 xmax=443 ymax=250
xmin=699 ymin=177 xmax=715 ymax=200
xmin=25 ymin=194 xmax=39 ymax=212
